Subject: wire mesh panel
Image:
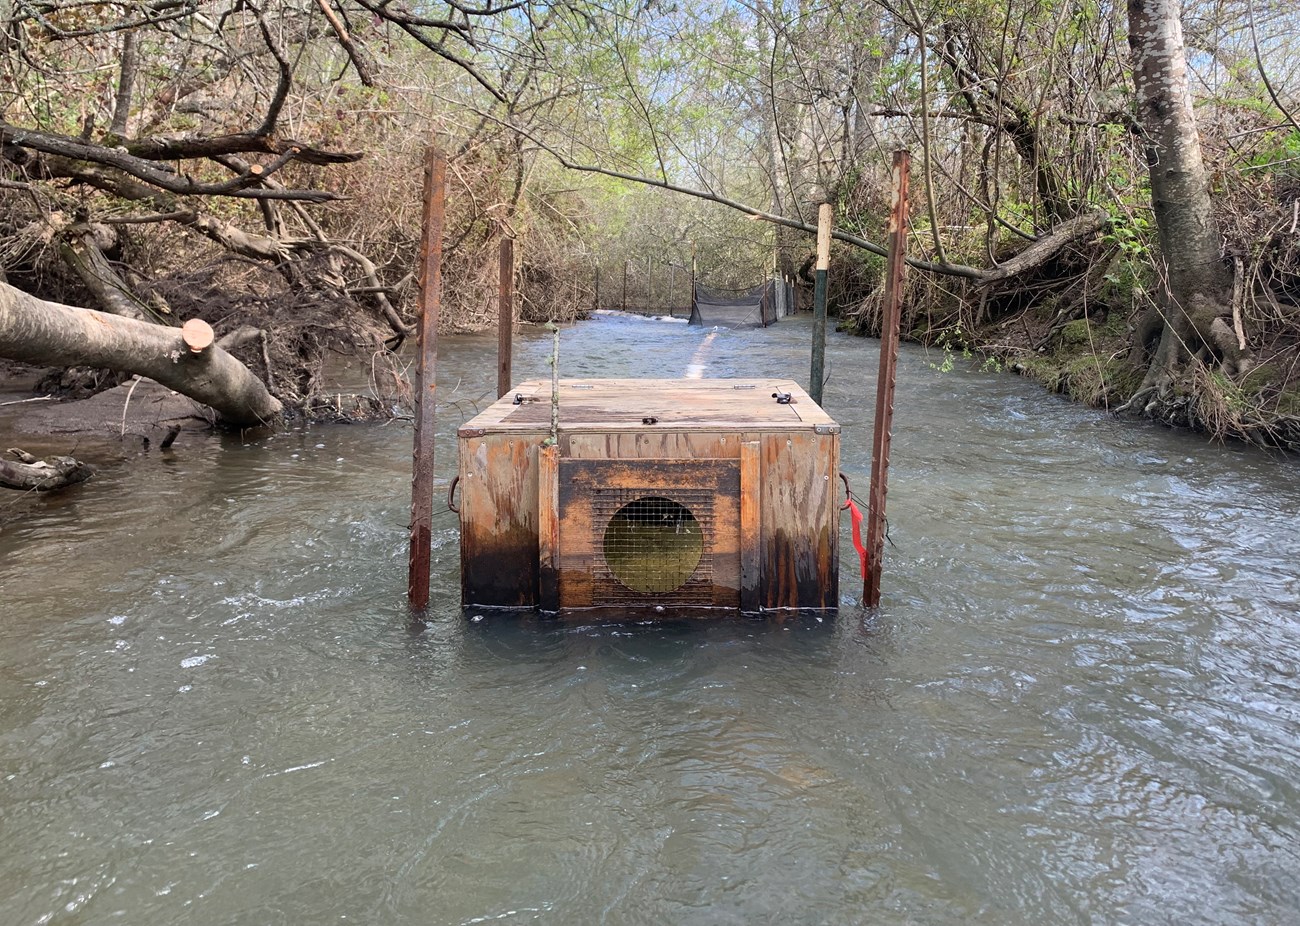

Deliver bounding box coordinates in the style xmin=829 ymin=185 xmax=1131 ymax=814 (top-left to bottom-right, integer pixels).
xmin=689 ymin=281 xmax=778 ymax=328
xmin=601 ymin=496 xmax=704 ymax=593
xmin=556 ymin=460 xmax=739 ymax=610
xmin=592 ymin=488 xmax=717 ymax=604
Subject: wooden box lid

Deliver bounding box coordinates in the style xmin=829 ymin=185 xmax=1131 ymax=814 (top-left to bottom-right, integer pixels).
xmin=458 ymin=378 xmax=838 ymax=436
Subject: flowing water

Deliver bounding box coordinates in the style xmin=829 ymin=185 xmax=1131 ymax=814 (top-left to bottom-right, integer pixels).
xmin=1 ymin=313 xmax=1298 ymax=925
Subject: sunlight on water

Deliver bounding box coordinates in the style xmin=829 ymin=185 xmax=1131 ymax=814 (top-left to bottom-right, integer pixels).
xmin=2 ymin=313 xmax=1299 ymax=924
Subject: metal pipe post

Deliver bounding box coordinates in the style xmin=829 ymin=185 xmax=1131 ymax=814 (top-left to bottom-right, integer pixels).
xmin=407 ymin=148 xmax=446 ymax=613
xmin=864 ymin=150 xmax=911 ymax=608
xmin=497 ymin=236 xmax=514 ymax=399
xmin=810 ymin=202 xmax=833 ymax=405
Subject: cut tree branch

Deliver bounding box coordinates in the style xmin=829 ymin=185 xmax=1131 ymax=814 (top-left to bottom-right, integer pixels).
xmin=21 ymin=156 xmax=304 ymax=263
xmin=0 ymin=282 xmax=282 ymax=427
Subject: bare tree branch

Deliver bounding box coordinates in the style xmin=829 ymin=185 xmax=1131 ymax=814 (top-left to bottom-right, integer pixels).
xmin=315 ymin=0 xmax=376 ymax=86
xmin=504 ymin=117 xmax=987 ymax=279
xmin=3 ymin=122 xmax=345 ymax=200
xmin=350 ymin=0 xmax=509 ymax=103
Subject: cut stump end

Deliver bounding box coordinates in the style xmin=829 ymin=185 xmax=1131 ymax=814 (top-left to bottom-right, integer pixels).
xmin=181 ymin=318 xmax=215 ymax=354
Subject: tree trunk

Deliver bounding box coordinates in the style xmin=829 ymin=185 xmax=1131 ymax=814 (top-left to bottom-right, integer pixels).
xmin=1126 ymin=0 xmax=1236 ymax=404
xmin=978 ymin=210 xmax=1106 ymax=284
xmin=758 ymin=4 xmax=805 ymax=278
xmin=57 ymin=227 xmax=151 ymax=321
xmin=0 ymin=282 xmax=282 ymax=427
xmin=109 ymin=29 xmax=138 ymax=138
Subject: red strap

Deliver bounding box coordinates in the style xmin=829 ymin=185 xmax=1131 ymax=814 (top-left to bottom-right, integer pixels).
xmin=846 ymin=499 xmax=869 ymax=578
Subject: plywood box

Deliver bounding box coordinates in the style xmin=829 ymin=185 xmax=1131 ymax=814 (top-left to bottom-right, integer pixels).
xmin=457 ymin=378 xmax=840 ymax=616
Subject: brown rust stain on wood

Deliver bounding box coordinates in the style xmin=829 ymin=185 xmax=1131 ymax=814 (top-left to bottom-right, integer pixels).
xmin=761 ymin=526 xmax=838 ymax=610
xmin=459 ymin=434 xmax=540 ymax=608
xmin=739 ymin=441 xmax=761 ymax=612
xmin=759 ymin=432 xmax=839 ymax=609
xmin=537 ymin=443 xmax=559 ymax=611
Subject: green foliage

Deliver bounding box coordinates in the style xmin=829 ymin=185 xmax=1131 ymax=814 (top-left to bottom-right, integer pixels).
xmin=1099 ymin=256 xmax=1149 ymax=309
xmin=1054 ymin=313 xmax=1126 ymax=352
xmin=1059 ymin=355 xmax=1134 ymax=405
xmin=1279 ymin=389 xmax=1300 ymax=417
xmin=1244 ymin=130 xmax=1300 ymax=177
xmin=1013 ymin=351 xmax=1140 ymax=407
xmin=1240 ymin=362 xmax=1280 ymax=393
xmin=1059 ymin=318 xmax=1092 ymax=346
xmin=1101 ymin=212 xmax=1152 ymax=262
xmin=927 ymin=323 xmax=973 ymax=373
xmin=1207 ymin=370 xmax=1253 ymax=414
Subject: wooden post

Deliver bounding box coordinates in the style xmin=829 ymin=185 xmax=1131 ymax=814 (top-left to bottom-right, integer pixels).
xmin=646 ymin=254 xmax=652 ymax=313
xmin=496 ymin=236 xmax=514 ymax=399
xmin=810 ymin=202 xmax=833 ymax=405
xmin=864 ymin=150 xmax=910 ymax=608
xmin=667 ymin=264 xmax=676 ymax=317
xmin=407 ymin=148 xmax=445 ymax=613
xmin=621 ymin=259 xmax=628 ymax=313
xmin=690 ymin=243 xmax=697 ymax=318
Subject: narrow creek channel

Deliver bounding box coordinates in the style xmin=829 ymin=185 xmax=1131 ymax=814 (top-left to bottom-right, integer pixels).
xmin=2 ymin=312 xmax=1297 ymax=924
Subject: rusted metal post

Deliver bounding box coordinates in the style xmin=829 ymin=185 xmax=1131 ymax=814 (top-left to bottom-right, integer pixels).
xmin=810 ymin=202 xmax=833 ymax=405
xmin=864 ymin=150 xmax=910 ymax=609
xmin=407 ymin=148 xmax=446 ymax=613
xmin=497 ymin=236 xmax=514 ymax=399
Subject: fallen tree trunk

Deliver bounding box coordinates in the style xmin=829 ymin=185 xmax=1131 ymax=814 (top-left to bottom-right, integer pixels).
xmin=0 ymin=282 xmax=282 ymax=427
xmin=0 ymin=448 xmax=95 ymax=491
xmin=977 ymin=210 xmax=1108 ymax=285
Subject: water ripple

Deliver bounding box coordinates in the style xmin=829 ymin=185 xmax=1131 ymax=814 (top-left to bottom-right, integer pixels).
xmin=2 ymin=318 xmax=1299 ymax=924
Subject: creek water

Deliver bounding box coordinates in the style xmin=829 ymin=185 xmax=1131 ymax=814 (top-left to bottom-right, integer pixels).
xmin=1 ymin=312 xmax=1298 ymax=925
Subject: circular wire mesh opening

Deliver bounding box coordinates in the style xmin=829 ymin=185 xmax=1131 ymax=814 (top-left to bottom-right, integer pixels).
xmin=602 ymin=496 xmax=703 ymax=594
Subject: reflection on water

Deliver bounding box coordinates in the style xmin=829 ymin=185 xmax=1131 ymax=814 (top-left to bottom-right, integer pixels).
xmin=2 ymin=313 xmax=1299 ymax=924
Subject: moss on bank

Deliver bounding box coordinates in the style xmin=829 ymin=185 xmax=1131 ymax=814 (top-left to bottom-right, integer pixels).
xmin=846 ymin=299 xmax=1300 ymax=451
xmin=999 ymin=313 xmax=1140 ymax=410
